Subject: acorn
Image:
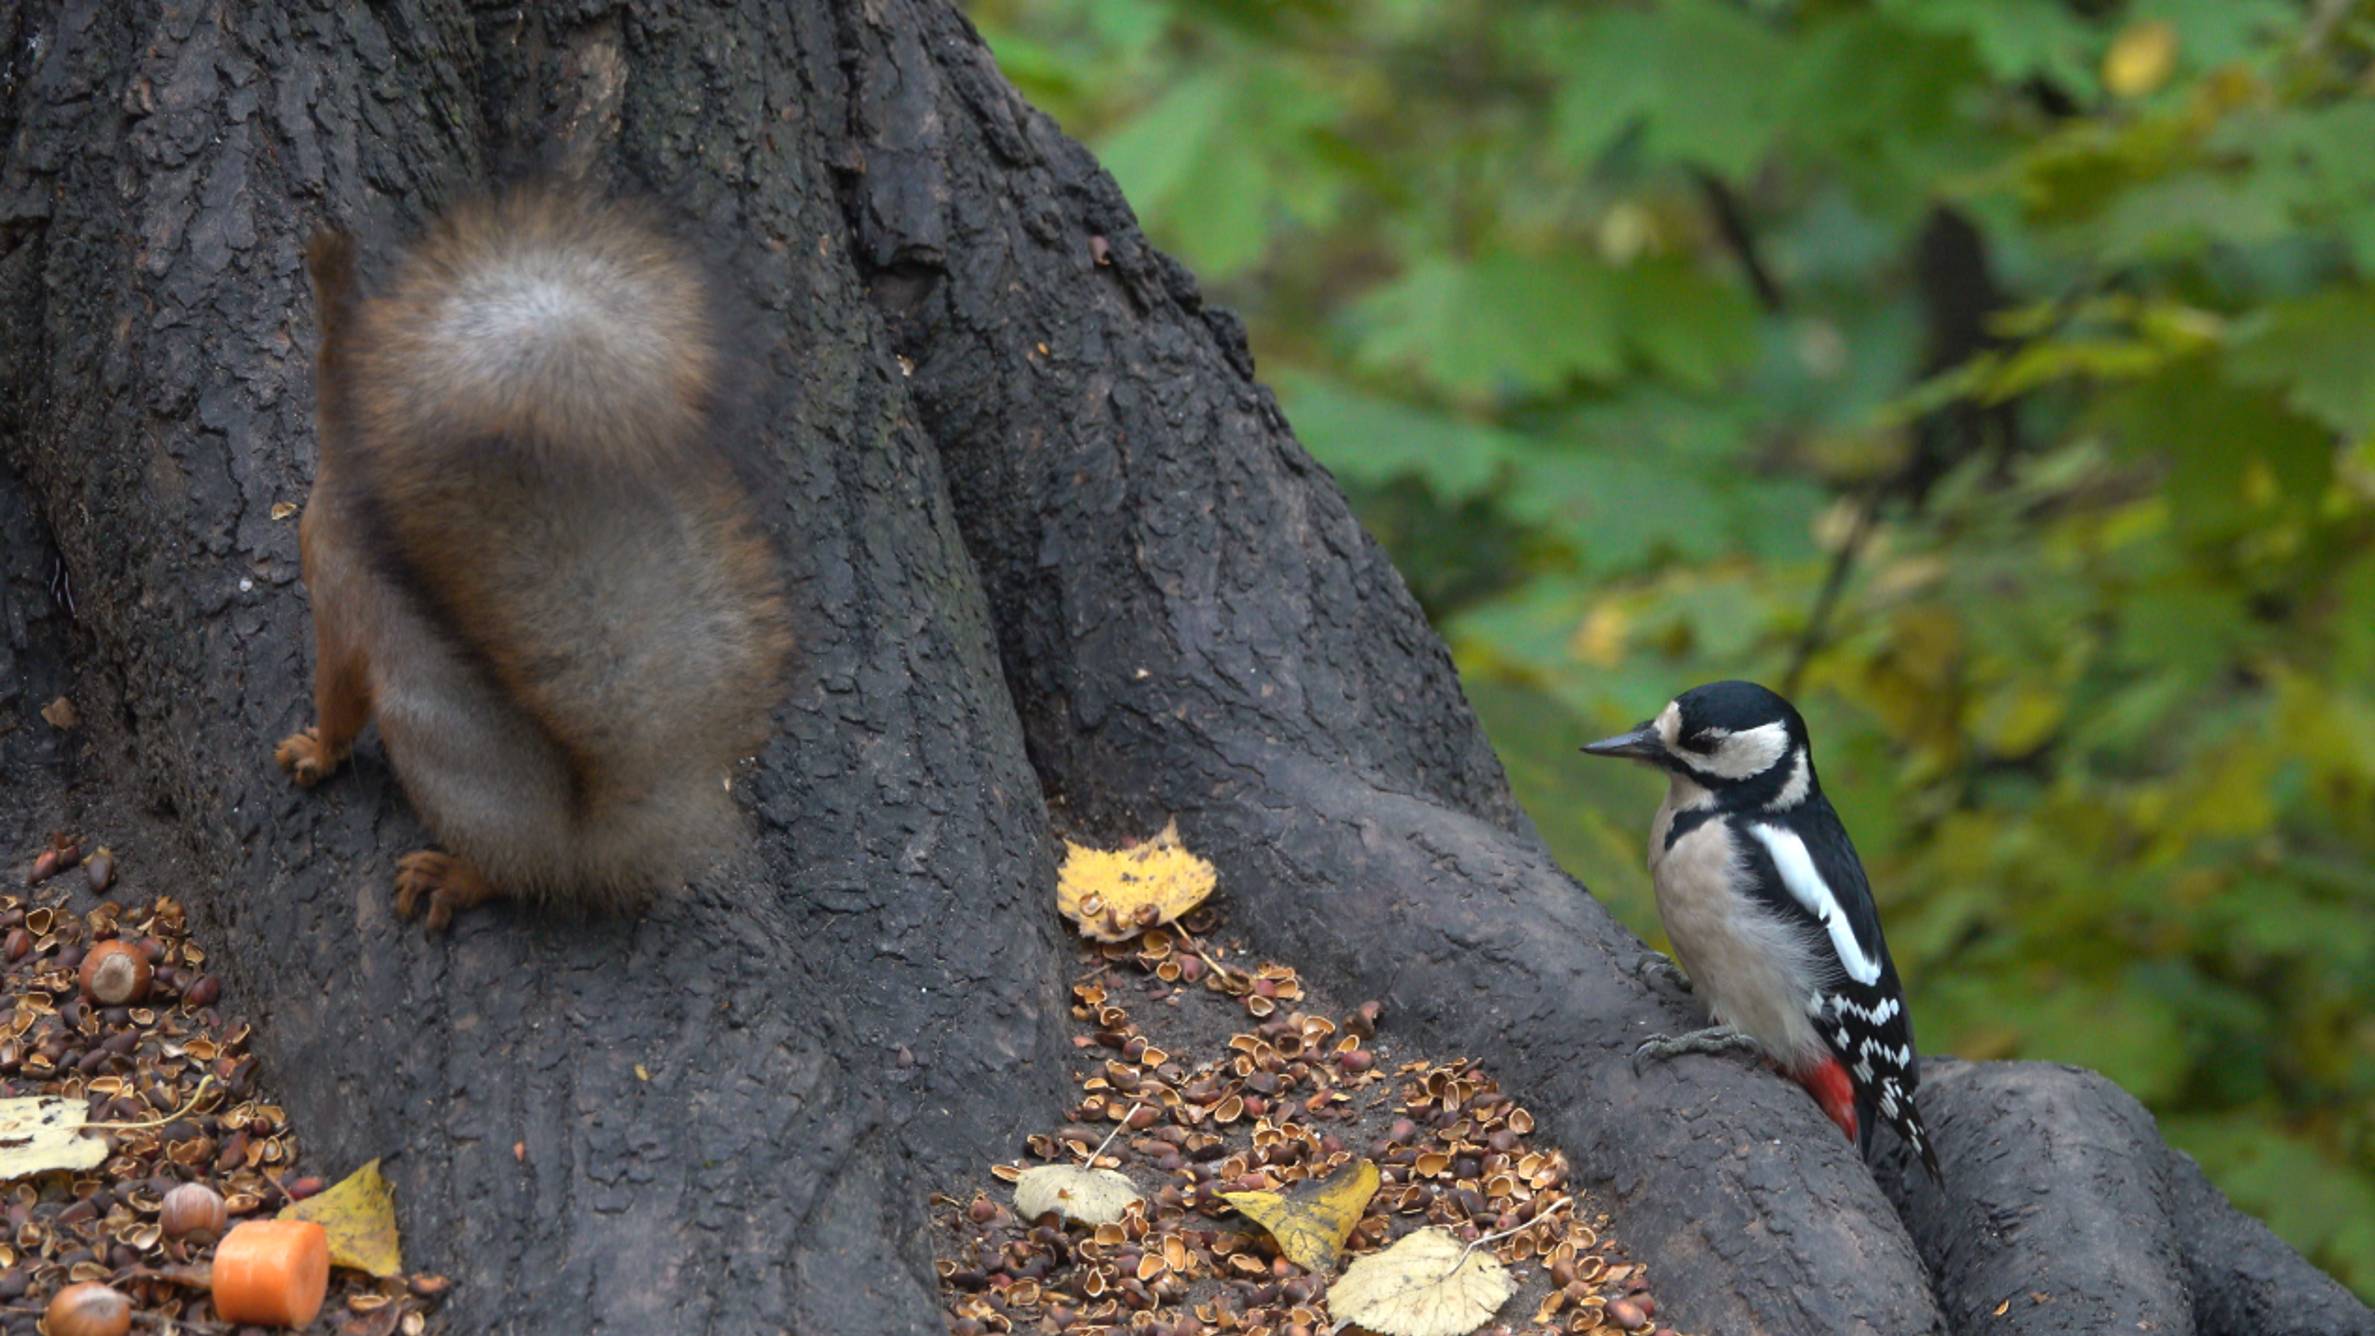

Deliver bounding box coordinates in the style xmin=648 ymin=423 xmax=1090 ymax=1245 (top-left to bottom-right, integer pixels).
xmin=45 ymin=1281 xmax=131 ymax=1336
xmin=160 ymin=1181 xmax=228 ymax=1241
xmin=78 ymin=940 xmax=152 ymax=1006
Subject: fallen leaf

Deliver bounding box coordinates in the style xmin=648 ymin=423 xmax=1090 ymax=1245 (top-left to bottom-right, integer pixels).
xmin=1055 ymin=818 xmax=1216 ymax=942
xmin=1219 ymin=1156 xmax=1378 ymax=1272
xmin=1013 ymin=1164 xmax=1142 ymax=1226
xmin=40 ymin=697 xmax=78 ymax=731
xmin=0 ymin=1095 xmax=109 ymax=1178
xmin=1326 ymin=1226 xmax=1515 ymax=1336
xmin=279 ymin=1158 xmax=403 ymax=1276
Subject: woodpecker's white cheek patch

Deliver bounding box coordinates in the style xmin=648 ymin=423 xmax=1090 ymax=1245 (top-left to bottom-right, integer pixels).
xmin=1699 ymin=720 xmax=1792 ymax=780
xmin=1748 ymin=823 xmax=1883 ymax=985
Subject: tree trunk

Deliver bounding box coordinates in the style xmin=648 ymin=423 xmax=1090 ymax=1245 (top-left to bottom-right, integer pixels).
xmin=0 ymin=3 xmax=2364 ymax=1334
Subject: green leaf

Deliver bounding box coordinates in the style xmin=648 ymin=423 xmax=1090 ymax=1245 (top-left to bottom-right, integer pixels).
xmin=2017 ymin=979 xmax=2191 ymax=1104
xmin=2227 ymin=288 xmax=2375 ymax=437
xmin=1615 ymin=261 xmax=1760 ymax=390
xmin=2126 ymin=0 xmax=2297 ymax=74
xmin=2086 ymin=171 xmax=2296 ymax=264
xmin=2209 ymin=103 xmax=2375 ymax=270
xmin=2111 ymin=362 xmax=2332 ymax=536
xmin=1500 ymin=444 xmax=1723 ymax=576
xmin=1348 ymin=252 xmax=1625 ymax=397
xmin=1875 ymin=0 xmax=2099 ymax=97
xmin=1273 ymin=373 xmax=1513 ymax=501
xmin=1551 ymin=0 xmax=1790 ymax=181
xmin=1096 ymin=65 xmax=1344 ymax=276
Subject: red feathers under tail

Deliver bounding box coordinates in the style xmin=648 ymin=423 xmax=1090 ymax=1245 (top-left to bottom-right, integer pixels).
xmin=1795 ymin=1055 xmax=1945 ymax=1184
xmin=1797 ymin=1056 xmax=1860 ymax=1145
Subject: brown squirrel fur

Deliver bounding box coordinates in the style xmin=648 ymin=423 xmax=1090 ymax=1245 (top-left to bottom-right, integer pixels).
xmin=275 ymin=189 xmax=792 ymax=930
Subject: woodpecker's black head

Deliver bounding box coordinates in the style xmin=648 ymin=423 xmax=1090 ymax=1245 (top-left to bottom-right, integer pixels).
xmin=1581 ymin=680 xmax=1815 ymax=801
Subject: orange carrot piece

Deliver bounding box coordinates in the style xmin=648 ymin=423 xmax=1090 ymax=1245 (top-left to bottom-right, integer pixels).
xmin=212 ymin=1217 xmax=330 ymax=1327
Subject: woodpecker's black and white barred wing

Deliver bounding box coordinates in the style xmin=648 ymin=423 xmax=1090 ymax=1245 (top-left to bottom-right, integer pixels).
xmin=1734 ymin=795 xmax=1943 ymax=1182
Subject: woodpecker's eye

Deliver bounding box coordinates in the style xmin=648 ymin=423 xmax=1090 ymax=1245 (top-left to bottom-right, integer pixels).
xmin=1684 ymin=731 xmax=1717 ymax=753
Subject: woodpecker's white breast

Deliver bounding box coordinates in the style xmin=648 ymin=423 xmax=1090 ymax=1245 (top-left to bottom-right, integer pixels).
xmin=1649 ymin=785 xmax=1830 ymax=1069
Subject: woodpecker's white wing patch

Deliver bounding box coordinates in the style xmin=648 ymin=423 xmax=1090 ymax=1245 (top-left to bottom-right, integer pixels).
xmin=1747 ymin=823 xmax=1882 ymax=985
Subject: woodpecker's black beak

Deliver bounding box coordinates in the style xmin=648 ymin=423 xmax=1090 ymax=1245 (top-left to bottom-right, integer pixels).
xmin=1580 ymin=722 xmax=1663 ymax=761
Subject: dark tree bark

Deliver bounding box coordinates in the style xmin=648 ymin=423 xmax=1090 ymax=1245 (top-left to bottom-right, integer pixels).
xmin=0 ymin=3 xmax=2365 ymax=1334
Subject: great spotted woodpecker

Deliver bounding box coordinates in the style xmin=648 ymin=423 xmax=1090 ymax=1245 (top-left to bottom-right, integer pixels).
xmin=1582 ymin=680 xmax=1942 ymax=1182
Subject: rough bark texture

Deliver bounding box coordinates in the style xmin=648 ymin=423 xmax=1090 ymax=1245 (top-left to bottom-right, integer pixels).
xmin=1 ymin=5 xmax=1066 ymax=1332
xmin=1885 ymin=1061 xmax=2372 ymax=1336
xmin=1 ymin=3 xmax=2366 ymax=1334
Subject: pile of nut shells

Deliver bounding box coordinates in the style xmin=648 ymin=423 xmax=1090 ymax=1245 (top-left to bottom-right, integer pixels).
xmin=933 ymin=909 xmax=1689 ymax=1335
xmin=4 ymin=834 xmax=445 ymax=1335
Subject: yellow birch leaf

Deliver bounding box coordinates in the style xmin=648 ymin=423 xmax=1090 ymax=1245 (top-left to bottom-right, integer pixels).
xmin=0 ymin=1096 xmax=109 ymax=1179
xmin=279 ymin=1157 xmax=403 ymax=1277
xmin=1055 ymin=818 xmax=1216 ymax=943
xmin=1218 ymin=1156 xmax=1378 ymax=1273
xmin=1326 ymin=1225 xmax=1515 ymax=1336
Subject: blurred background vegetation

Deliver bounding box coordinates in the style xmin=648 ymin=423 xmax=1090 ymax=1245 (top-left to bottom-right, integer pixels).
xmin=971 ymin=0 xmax=2375 ymax=1296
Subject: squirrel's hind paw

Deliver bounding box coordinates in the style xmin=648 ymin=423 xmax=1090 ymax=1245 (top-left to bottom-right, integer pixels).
xmin=274 ymin=726 xmax=347 ymax=787
xmin=394 ymin=850 xmax=501 ymax=933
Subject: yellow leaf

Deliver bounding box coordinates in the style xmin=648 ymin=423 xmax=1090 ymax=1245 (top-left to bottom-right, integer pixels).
xmin=1055 ymin=818 xmax=1216 ymax=943
xmin=1567 ymin=602 xmax=1629 ymax=669
xmin=1325 ymin=1225 xmax=1515 ymax=1336
xmin=1973 ymin=682 xmax=2065 ymax=759
xmin=1013 ymin=1164 xmax=1142 ymax=1226
xmin=279 ymin=1158 xmax=403 ymax=1277
xmin=1218 ymin=1156 xmax=1378 ymax=1273
xmin=2104 ymin=21 xmax=2177 ymax=98
xmin=0 ymin=1096 xmax=110 ymax=1179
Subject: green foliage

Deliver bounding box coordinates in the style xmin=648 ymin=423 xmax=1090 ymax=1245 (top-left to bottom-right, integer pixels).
xmin=975 ymin=0 xmax=2375 ymax=1296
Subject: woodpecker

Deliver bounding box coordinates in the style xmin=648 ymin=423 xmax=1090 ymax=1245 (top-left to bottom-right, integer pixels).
xmin=1582 ymin=680 xmax=1942 ymax=1182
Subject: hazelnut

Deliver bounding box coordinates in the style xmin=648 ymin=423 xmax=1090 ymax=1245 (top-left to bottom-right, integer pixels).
xmin=45 ymin=1281 xmax=131 ymax=1336
xmin=79 ymin=940 xmax=151 ymax=1005
xmin=161 ymin=1181 xmax=227 ymax=1241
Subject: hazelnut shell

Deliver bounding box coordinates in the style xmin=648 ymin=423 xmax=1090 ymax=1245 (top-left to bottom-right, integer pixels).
xmin=79 ymin=940 xmax=151 ymax=1006
xmin=45 ymin=1281 xmax=132 ymax=1336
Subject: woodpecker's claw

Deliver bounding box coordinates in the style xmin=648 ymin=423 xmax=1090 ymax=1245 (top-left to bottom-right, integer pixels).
xmin=1636 ymin=954 xmax=1693 ymax=994
xmin=1631 ymin=1025 xmax=1761 ymax=1076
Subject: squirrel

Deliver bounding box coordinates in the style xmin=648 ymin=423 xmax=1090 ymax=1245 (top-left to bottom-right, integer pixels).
xmin=274 ymin=188 xmax=792 ymax=931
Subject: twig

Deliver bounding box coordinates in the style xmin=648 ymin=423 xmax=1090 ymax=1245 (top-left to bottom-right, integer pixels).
xmin=2298 ymin=0 xmax=2357 ymax=57
xmin=1170 ymin=924 xmax=1249 ymax=988
xmin=1084 ymin=1104 xmax=1143 ymax=1167
xmin=1783 ymin=487 xmax=1882 ymax=696
xmin=1694 ymin=171 xmax=1785 ymax=313
xmin=86 ymin=1075 xmax=216 ymax=1130
xmin=1454 ymin=1194 xmax=1572 ymax=1272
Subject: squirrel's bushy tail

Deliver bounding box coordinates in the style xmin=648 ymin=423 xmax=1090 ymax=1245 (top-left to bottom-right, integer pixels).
xmin=311 ymin=190 xmax=790 ymax=825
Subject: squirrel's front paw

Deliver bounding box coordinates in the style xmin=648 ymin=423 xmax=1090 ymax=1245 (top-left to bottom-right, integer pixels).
xmin=274 ymin=726 xmax=347 ymax=787
xmin=394 ymin=850 xmax=501 ymax=933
